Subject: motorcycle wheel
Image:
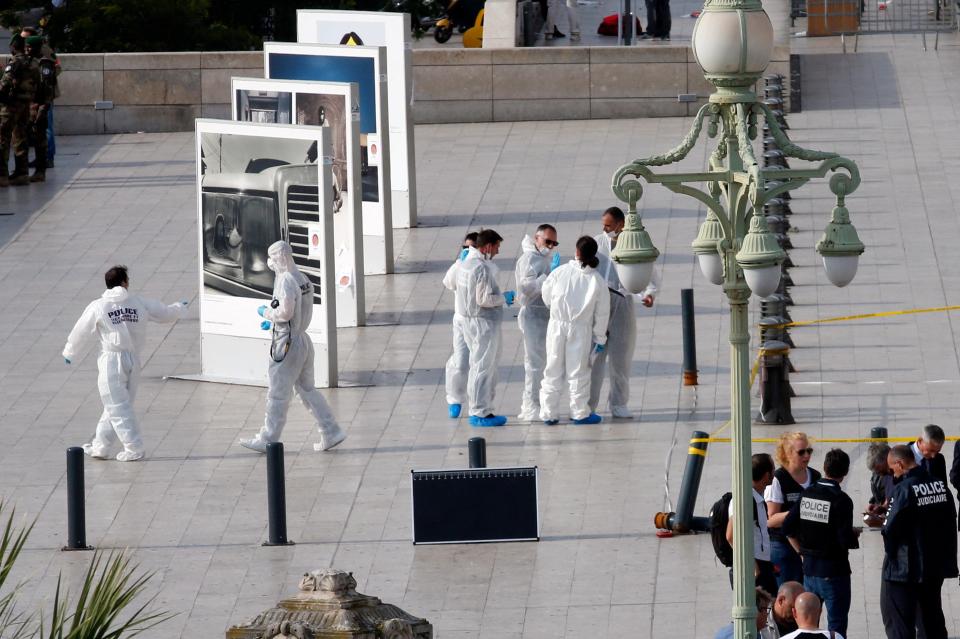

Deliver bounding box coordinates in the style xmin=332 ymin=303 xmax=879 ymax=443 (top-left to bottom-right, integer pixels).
xmin=434 ymin=25 xmax=453 ymax=42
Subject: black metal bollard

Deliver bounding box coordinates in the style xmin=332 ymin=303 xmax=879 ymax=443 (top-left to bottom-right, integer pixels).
xmin=653 ymin=431 xmax=711 ymax=533
xmin=621 ymin=0 xmax=634 ymax=45
xmin=756 ymin=341 xmax=795 ymax=425
xmin=870 ymin=426 xmax=889 ymax=440
xmin=63 ymin=447 xmax=92 ymax=551
xmin=264 ymin=442 xmax=294 ymax=546
xmin=681 ymin=288 xmax=698 ymax=386
xmin=468 ymin=437 xmax=487 ymax=468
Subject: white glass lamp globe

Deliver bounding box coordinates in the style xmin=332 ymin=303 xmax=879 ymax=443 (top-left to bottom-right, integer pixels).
xmin=614 ymin=261 xmax=655 ymax=294
xmin=697 ymin=253 xmax=724 ymax=285
xmin=691 ymin=8 xmax=775 ymax=87
xmin=743 ymin=264 xmax=781 ymax=298
xmin=822 ymin=254 xmax=859 ymax=288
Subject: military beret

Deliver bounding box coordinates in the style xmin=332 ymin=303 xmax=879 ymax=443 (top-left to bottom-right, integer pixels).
xmin=25 ymin=35 xmax=44 ymax=47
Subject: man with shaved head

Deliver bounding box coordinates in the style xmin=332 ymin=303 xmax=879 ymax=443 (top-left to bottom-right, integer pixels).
xmin=881 ymin=444 xmax=957 ymax=639
xmin=780 ymin=592 xmax=841 ymax=638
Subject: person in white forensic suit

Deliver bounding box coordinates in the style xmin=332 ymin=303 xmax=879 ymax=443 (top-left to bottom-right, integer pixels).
xmin=240 ymin=241 xmax=346 ymax=453
xmin=539 ymin=236 xmax=610 ymax=425
xmin=63 ymin=265 xmax=189 ymax=462
xmin=456 ymin=229 xmax=515 ymax=428
xmin=442 ymin=231 xmax=478 ymax=419
xmin=515 ymin=224 xmax=560 ymax=421
xmin=591 ymin=206 xmax=660 ymax=419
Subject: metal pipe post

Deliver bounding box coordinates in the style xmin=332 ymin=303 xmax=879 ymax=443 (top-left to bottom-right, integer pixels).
xmin=264 ymin=442 xmax=294 ymax=546
xmin=673 ymin=430 xmax=710 ymax=530
xmin=681 ymin=288 xmax=699 ymax=386
xmin=63 ymin=447 xmax=92 ymax=551
xmin=468 ymin=437 xmax=487 ymax=468
xmin=622 ymin=0 xmax=634 ymax=44
xmin=870 ymin=426 xmax=888 ymax=440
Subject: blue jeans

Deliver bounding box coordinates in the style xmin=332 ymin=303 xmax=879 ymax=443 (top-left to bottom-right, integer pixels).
xmin=46 ymin=104 xmax=55 ymax=162
xmin=771 ymin=539 xmax=803 ymax=585
xmin=805 ymin=574 xmax=851 ymax=638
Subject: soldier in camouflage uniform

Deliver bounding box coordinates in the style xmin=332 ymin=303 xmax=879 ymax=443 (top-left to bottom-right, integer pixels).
xmin=25 ymin=35 xmax=56 ymax=182
xmin=0 ymin=34 xmax=41 ymax=187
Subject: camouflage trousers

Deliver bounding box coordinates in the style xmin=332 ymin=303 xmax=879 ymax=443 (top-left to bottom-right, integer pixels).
xmin=0 ymin=101 xmax=30 ymax=177
xmin=30 ymin=104 xmax=48 ymax=173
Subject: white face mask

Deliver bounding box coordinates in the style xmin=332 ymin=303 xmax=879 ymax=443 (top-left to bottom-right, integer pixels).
xmin=606 ymin=230 xmax=620 ymax=240
xmin=267 ymin=256 xmax=283 ymax=273
xmin=538 ymin=245 xmax=551 ymax=256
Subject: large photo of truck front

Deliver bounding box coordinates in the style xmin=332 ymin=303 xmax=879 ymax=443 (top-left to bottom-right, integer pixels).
xmin=198 ymin=131 xmax=325 ymax=305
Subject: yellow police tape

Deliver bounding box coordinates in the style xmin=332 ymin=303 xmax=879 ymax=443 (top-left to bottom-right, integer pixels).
xmin=706 ymin=304 xmax=960 ymax=438
xmin=770 ymin=304 xmax=960 ymax=329
xmin=692 ymin=436 xmax=960 ymax=445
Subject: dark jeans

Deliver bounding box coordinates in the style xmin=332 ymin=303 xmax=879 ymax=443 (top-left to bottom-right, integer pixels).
xmin=804 ymin=574 xmax=851 ymax=638
xmin=644 ymin=0 xmax=655 ymax=35
xmin=771 ymin=539 xmax=803 ymax=585
xmin=651 ymin=0 xmax=671 ymax=37
xmin=881 ymin=578 xmax=947 ymax=639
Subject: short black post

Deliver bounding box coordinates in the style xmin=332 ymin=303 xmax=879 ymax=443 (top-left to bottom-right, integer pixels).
xmin=870 ymin=426 xmax=889 ymax=441
xmin=621 ymin=0 xmax=633 ymax=45
xmin=681 ymin=288 xmax=698 ymax=386
xmin=654 ymin=430 xmax=710 ymax=533
xmin=63 ymin=447 xmax=92 ymax=551
xmin=756 ymin=341 xmax=795 ymax=425
xmin=264 ymin=442 xmax=294 ymax=546
xmin=468 ymin=437 xmax=487 ymax=468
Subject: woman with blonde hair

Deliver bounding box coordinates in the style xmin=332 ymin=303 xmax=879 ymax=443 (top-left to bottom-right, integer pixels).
xmin=764 ymin=431 xmax=820 ymax=586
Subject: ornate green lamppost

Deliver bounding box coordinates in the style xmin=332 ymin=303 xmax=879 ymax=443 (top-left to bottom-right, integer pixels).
xmin=608 ymin=0 xmax=865 ymax=637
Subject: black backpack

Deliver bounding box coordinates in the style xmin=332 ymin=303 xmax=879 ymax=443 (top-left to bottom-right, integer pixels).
xmin=710 ymin=492 xmax=759 ymax=567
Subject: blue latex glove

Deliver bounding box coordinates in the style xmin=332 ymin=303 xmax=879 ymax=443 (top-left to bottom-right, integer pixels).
xmin=594 ymin=343 xmax=605 ymax=354
xmin=260 ymin=320 xmax=272 ymax=331
xmin=257 ymin=305 xmax=268 ymax=317
xmin=459 ymin=248 xmax=469 ymax=262
xmin=64 ymin=357 xmax=71 ymax=365
xmin=551 ymin=252 xmax=561 ymax=269
xmin=503 ymin=290 xmax=516 ymax=306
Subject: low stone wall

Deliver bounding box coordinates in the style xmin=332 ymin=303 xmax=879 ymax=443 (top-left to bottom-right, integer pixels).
xmin=56 ymin=47 xmax=791 ymax=134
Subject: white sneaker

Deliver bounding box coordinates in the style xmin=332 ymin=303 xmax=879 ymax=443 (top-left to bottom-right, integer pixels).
xmin=115 ymin=450 xmax=145 ymax=462
xmin=82 ymin=443 xmax=110 ymax=460
xmin=239 ymin=438 xmax=268 ymax=453
xmin=314 ymin=426 xmax=346 ymax=452
xmin=611 ymin=405 xmax=634 ymax=419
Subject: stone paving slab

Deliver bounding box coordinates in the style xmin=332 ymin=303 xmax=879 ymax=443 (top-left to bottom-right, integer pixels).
xmin=2 ymin=32 xmax=960 ymax=638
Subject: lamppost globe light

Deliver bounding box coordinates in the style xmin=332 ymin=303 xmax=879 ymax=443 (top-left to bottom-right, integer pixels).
xmin=735 ymin=214 xmax=785 ymax=297
xmin=697 ymin=253 xmax=725 ymax=285
xmin=691 ymin=0 xmax=774 ymax=94
xmin=816 ymin=203 xmax=864 ymax=288
xmin=692 ymin=211 xmax=726 ymax=285
xmin=611 ymin=211 xmax=660 ymax=294
xmin=742 ymin=263 xmax=782 ymax=297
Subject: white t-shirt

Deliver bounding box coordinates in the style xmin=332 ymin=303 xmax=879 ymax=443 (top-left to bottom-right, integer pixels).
xmin=763 ymin=469 xmax=814 ymax=504
xmin=781 ymin=630 xmax=844 ymax=639
xmin=729 ymin=489 xmax=771 ymax=562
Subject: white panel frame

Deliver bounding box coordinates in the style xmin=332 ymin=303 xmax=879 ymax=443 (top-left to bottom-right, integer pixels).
xmin=192 ymin=119 xmax=337 ymax=388
xmin=296 ymin=10 xmax=417 ymax=229
xmin=264 ymin=42 xmax=393 ymax=275
xmin=231 ymin=77 xmax=366 ymax=327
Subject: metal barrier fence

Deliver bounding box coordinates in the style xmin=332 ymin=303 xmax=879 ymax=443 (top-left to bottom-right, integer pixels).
xmin=795 ymin=0 xmax=956 ymax=45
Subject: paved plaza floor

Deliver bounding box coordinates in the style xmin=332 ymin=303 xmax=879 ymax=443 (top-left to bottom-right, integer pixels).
xmin=3 ymin=32 xmax=960 ymax=638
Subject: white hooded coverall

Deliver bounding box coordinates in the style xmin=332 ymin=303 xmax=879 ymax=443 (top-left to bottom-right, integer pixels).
xmin=442 ymin=258 xmax=468 ymax=406
xmin=515 ymin=234 xmax=552 ymax=420
xmin=256 ymin=248 xmax=342 ymax=445
xmin=539 ymin=260 xmax=610 ymax=421
xmin=63 ymin=287 xmax=187 ymax=457
xmin=590 ymin=233 xmax=660 ymax=415
xmin=456 ymin=247 xmax=507 ymax=417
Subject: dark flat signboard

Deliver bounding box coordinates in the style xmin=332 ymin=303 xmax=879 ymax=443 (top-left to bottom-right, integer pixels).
xmin=411 ymin=467 xmax=540 ymax=544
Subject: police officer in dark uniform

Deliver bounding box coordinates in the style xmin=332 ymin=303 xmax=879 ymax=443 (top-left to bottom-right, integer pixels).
xmin=881 ymin=444 xmax=958 ymax=639
xmin=783 ymin=448 xmax=860 ymax=638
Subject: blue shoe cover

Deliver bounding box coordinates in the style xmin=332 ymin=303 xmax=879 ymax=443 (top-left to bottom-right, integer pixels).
xmin=448 ymin=403 xmax=462 ymax=418
xmin=469 ymin=414 xmax=507 ymax=427
xmin=543 ymin=419 xmax=559 ymax=425
xmin=572 ymin=413 xmax=602 ymax=425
